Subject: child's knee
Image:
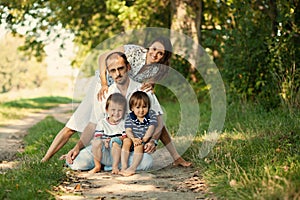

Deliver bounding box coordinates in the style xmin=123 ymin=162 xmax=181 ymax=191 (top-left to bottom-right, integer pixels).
xmin=122 ymin=138 xmax=132 ymax=149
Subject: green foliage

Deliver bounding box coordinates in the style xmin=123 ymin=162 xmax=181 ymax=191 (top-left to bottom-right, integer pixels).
xmin=218 ymin=0 xmax=299 ymax=108
xmin=0 ymin=0 xmax=170 ymax=67
xmin=1 ymin=0 xmax=299 ymax=108
xmin=0 ymin=33 xmax=47 ymax=93
xmin=0 ymin=116 xmax=78 ymax=199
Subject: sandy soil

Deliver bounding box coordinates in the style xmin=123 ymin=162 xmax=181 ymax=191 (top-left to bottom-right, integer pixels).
xmin=54 ymin=165 xmax=215 ymax=200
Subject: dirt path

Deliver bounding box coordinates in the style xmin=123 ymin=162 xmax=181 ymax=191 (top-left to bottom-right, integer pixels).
xmin=0 ymin=103 xmax=76 ymax=168
xmin=0 ymin=104 xmax=215 ymax=200
xmin=55 ymin=165 xmax=214 ymax=200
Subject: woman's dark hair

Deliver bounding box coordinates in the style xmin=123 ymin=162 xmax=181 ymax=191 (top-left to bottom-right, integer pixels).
xmin=147 ymin=36 xmax=173 ymax=65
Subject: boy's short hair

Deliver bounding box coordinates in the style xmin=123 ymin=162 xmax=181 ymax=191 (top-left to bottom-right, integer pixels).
xmin=129 ymin=91 xmax=151 ymax=110
xmin=106 ymin=93 xmax=127 ymax=114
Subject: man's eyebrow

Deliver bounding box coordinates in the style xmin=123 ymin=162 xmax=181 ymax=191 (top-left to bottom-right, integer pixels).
xmin=108 ymin=65 xmax=125 ymax=72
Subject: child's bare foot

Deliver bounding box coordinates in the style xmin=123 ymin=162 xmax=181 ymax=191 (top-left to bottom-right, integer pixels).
xmin=112 ymin=168 xmax=120 ymax=174
xmin=119 ymin=167 xmax=136 ymax=177
xmin=173 ymin=157 xmax=192 ymax=167
xmin=88 ymin=166 xmax=101 ymax=173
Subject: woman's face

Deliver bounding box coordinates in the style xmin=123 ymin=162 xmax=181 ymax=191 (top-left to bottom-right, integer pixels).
xmin=146 ymin=41 xmax=165 ymax=64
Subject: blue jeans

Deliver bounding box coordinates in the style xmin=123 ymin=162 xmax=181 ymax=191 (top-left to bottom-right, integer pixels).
xmin=66 ymin=145 xmax=153 ymax=171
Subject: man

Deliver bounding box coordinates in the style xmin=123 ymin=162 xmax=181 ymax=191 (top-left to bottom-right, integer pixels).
xmin=65 ymin=52 xmax=163 ymax=170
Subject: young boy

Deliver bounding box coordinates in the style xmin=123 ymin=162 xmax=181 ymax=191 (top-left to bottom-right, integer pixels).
xmin=120 ymin=91 xmax=158 ymax=176
xmin=89 ymin=93 xmax=127 ymax=174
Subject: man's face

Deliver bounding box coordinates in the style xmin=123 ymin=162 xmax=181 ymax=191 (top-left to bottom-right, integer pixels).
xmin=107 ymin=56 xmax=129 ymax=85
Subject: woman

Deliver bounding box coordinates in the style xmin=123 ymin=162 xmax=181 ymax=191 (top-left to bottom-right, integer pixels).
xmin=42 ymin=36 xmax=191 ymax=167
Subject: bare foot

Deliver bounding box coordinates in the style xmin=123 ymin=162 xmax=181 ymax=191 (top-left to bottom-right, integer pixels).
xmin=112 ymin=168 xmax=120 ymax=174
xmin=119 ymin=168 xmax=136 ymax=177
xmin=173 ymin=157 xmax=192 ymax=167
xmin=88 ymin=167 xmax=101 ymax=173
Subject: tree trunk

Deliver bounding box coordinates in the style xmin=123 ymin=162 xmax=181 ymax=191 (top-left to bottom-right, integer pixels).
xmin=171 ymin=0 xmax=202 ymax=44
xmin=170 ymin=0 xmax=203 ymax=82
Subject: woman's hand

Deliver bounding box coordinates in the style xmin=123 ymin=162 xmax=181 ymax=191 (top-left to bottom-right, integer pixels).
xmin=144 ymin=141 xmax=156 ymax=153
xmin=97 ymin=85 xmax=109 ymax=101
xmin=140 ymin=81 xmax=155 ymax=93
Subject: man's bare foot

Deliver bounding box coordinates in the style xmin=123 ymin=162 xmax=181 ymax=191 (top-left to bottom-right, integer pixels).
xmin=173 ymin=157 xmax=192 ymax=167
xmin=112 ymin=168 xmax=120 ymax=174
xmin=88 ymin=166 xmax=101 ymax=173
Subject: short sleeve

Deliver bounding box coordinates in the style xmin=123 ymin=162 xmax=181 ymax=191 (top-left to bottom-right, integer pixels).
xmin=148 ymin=109 xmax=158 ymax=127
xmin=125 ymin=114 xmax=133 ymax=129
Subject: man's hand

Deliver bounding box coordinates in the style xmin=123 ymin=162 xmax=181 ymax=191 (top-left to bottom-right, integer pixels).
xmin=66 ymin=147 xmax=80 ymax=164
xmin=144 ymin=141 xmax=156 ymax=153
xmin=97 ymin=85 xmax=109 ymax=101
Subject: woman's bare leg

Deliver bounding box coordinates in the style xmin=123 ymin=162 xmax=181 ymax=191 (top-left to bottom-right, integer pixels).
xmin=160 ymin=126 xmax=192 ymax=167
xmin=41 ymin=126 xmax=75 ymax=162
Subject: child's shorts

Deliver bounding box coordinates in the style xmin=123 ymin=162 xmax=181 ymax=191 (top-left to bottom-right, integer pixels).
xmin=95 ymin=137 xmax=122 ymax=166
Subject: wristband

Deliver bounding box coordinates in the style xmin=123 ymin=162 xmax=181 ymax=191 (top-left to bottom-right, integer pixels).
xmin=151 ymin=139 xmax=158 ymax=146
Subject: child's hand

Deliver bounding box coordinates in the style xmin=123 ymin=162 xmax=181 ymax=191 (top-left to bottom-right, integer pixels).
xmin=132 ymin=138 xmax=142 ymax=146
xmin=105 ymin=138 xmax=111 ymax=148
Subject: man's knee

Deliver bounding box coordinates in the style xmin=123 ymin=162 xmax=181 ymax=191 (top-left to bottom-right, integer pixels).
xmin=92 ymin=139 xmax=102 ymax=146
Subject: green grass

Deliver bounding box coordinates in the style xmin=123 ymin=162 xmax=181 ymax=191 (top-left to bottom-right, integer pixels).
xmin=184 ymin=102 xmax=300 ymax=199
xmin=0 ymin=96 xmax=73 ymax=126
xmin=0 ymin=116 xmax=79 ymax=199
